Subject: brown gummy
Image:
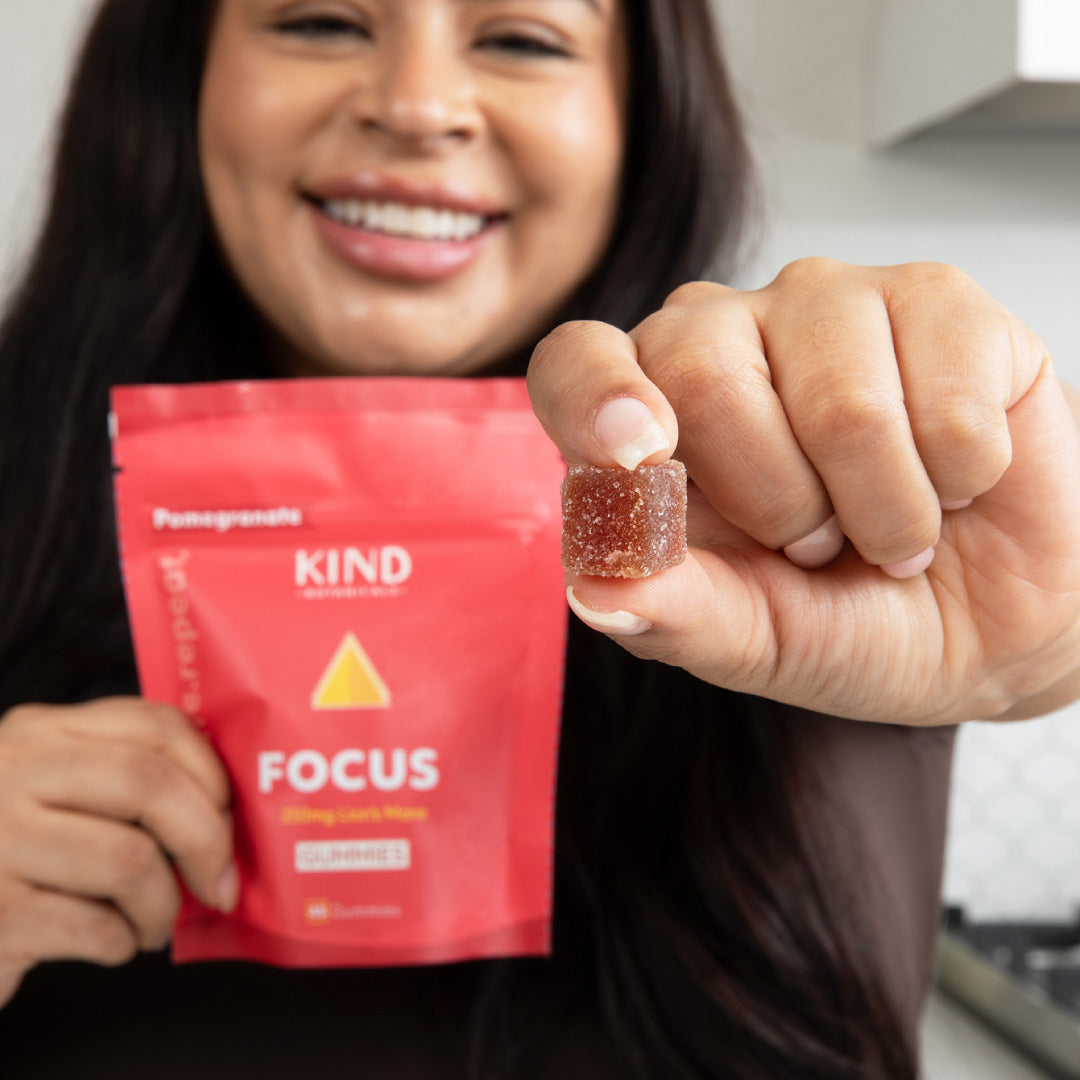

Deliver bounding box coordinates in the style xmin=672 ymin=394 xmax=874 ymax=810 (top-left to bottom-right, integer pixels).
xmin=561 ymin=460 xmax=687 ymax=578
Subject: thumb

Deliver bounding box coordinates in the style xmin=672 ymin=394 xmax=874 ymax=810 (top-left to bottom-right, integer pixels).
xmin=565 ymin=548 xmax=781 ymax=697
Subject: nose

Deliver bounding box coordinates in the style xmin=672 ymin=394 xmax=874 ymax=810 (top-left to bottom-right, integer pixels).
xmin=355 ymin=26 xmax=480 ymax=146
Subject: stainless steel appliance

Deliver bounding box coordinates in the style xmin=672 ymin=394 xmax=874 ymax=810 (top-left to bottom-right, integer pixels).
xmin=939 ymin=907 xmax=1080 ymax=1078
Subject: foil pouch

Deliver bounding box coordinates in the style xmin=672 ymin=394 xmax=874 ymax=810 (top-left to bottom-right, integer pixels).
xmin=110 ymin=377 xmax=566 ymax=967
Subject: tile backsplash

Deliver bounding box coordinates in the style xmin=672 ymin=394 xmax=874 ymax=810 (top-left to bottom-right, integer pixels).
xmin=945 ymin=706 xmax=1080 ymax=920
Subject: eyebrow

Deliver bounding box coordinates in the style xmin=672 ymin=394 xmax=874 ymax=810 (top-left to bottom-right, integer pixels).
xmin=462 ymin=0 xmax=603 ymax=13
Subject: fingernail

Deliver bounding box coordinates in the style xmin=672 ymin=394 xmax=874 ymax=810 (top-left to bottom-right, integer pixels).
xmin=880 ymin=546 xmax=936 ymax=580
xmin=594 ymin=397 xmax=670 ymax=471
xmin=783 ymin=516 xmax=845 ymax=569
xmin=941 ymin=498 xmax=974 ymax=511
xmin=216 ymin=862 xmax=241 ymax=913
xmin=566 ymin=586 xmax=652 ymax=635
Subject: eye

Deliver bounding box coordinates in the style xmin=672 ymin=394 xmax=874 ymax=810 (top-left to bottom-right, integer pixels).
xmin=275 ymin=15 xmax=370 ymax=41
xmin=476 ymin=33 xmax=571 ymax=59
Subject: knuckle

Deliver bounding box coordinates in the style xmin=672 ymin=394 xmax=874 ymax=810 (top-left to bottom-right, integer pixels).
xmin=647 ymin=342 xmax=771 ymax=434
xmin=87 ymin=909 xmax=138 ymax=966
xmin=885 ymin=261 xmax=979 ymax=313
xmin=772 ymin=256 xmax=847 ymax=293
xmin=1009 ymin=317 xmax=1052 ymax=372
xmin=661 ymin=280 xmax=730 ymax=310
xmin=914 ymin=400 xmax=1012 ymax=488
xmin=632 ymin=306 xmax=691 ymax=364
xmin=141 ymin=699 xmax=182 ymax=728
xmin=636 ymin=294 xmax=761 ymax=394
xmin=647 ymin=340 xmax=726 ymax=402
xmin=908 ymin=260 xmax=975 ymax=295
xmin=109 ymin=830 xmax=164 ymax=890
xmin=141 ymin=701 xmax=193 ymax=745
xmin=796 ymin=387 xmax=905 ymax=455
xmin=529 ymin=319 xmax=607 ymax=370
xmin=121 ymin=745 xmax=182 ymax=806
xmin=83 ymin=695 xmax=137 ymax=712
xmin=71 ymin=695 xmax=136 ymax=725
xmin=917 ymin=396 xmax=999 ymax=446
xmin=748 ymin=480 xmax=827 ymax=545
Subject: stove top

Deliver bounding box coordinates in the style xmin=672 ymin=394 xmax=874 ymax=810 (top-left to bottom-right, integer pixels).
xmin=939 ymin=907 xmax=1080 ymax=1078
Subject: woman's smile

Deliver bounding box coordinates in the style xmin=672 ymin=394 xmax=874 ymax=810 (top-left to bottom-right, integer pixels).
xmin=302 ymin=171 xmax=507 ymax=283
xmin=198 ymin=0 xmax=627 ymax=377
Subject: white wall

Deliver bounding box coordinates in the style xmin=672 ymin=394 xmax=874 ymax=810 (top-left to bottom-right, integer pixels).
xmin=0 ymin=0 xmax=91 ymax=294
xmin=714 ymin=0 xmax=1080 ymax=367
xmin=2 ymin=0 xmax=1079 ymax=918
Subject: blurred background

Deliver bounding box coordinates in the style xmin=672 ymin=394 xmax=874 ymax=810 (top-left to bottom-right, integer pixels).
xmin=1 ymin=1 xmax=1078 ymax=1076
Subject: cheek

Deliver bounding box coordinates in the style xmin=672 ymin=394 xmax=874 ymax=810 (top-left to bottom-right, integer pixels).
xmin=199 ymin=49 xmax=311 ymax=248
xmin=200 ymin=73 xmax=265 ymax=259
xmin=511 ymin=86 xmax=624 ymax=222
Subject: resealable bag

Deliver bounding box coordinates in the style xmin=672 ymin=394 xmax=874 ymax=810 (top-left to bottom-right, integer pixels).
xmin=111 ymin=377 xmax=567 ymax=967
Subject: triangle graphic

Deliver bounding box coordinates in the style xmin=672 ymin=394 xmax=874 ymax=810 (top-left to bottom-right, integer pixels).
xmin=311 ymin=632 xmax=391 ymax=710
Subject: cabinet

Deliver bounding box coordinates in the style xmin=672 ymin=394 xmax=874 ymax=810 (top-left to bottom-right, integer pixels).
xmin=871 ymin=0 xmax=1080 ymax=144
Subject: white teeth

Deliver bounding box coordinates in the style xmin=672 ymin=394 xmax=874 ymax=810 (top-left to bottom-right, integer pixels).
xmin=321 ymin=198 xmax=487 ymax=241
xmin=385 ymin=203 xmax=409 ymax=234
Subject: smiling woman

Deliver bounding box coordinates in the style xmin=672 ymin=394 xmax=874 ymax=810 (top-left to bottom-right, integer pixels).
xmin=199 ymin=0 xmax=627 ymax=376
xmin=7 ymin=0 xmax=1077 ymax=1078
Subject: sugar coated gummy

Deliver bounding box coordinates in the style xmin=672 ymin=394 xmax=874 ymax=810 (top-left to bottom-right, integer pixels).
xmin=561 ymin=460 xmax=687 ymax=578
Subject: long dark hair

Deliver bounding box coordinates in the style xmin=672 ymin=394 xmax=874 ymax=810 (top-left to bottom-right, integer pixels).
xmin=0 ymin=1 xmax=915 ymax=1077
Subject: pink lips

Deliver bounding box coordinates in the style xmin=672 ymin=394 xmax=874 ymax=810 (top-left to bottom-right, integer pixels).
xmin=304 ymin=173 xmax=505 ymax=284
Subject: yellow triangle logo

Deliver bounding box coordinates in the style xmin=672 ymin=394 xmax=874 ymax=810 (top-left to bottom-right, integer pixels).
xmin=311 ymin=633 xmax=391 ymax=710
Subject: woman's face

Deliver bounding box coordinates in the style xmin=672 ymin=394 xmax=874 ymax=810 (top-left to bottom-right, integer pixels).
xmin=199 ymin=0 xmax=627 ymax=376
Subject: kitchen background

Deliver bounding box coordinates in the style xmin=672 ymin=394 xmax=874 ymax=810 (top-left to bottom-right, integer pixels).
xmin=1 ymin=1 xmax=1078 ymax=1076
xmin=710 ymin=0 xmax=1080 ymax=924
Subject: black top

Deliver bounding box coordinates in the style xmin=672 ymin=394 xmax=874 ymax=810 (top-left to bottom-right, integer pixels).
xmin=0 ymin=711 xmax=956 ymax=1078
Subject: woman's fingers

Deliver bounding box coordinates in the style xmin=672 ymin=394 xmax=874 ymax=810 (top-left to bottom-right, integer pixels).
xmin=18 ymin=738 xmax=236 ymax=914
xmin=3 ymin=808 xmax=181 ymax=950
xmin=0 ymin=883 xmax=140 ymax=1004
xmin=527 ymin=309 xmax=845 ymax=570
xmin=883 ymin=263 xmax=1018 ymax=507
xmin=534 ymin=264 xmax=1043 ymax=582
xmin=756 ymin=262 xmax=942 ymax=570
xmin=533 ymin=259 xmax=1071 ymax=724
xmin=0 ymin=700 xmax=237 ymax=917
xmin=631 ymin=283 xmax=835 ymax=557
xmin=33 ymin=698 xmax=233 ymax=811
xmin=565 ymin=548 xmax=781 ymax=698
xmin=527 ymin=320 xmax=678 ymax=470
xmin=0 ymin=698 xmax=239 ymax=1002
xmin=0 ymin=881 xmax=145 ymax=1008
xmin=529 ymin=277 xmax=952 ymax=578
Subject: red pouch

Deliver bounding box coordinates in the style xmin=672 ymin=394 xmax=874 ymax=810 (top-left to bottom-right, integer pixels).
xmin=110 ymin=377 xmax=566 ymax=967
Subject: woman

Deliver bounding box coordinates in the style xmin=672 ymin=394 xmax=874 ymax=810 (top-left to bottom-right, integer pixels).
xmin=1 ymin=0 xmax=1078 ymax=1076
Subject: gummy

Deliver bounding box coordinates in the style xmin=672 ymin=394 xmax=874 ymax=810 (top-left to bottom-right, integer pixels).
xmin=561 ymin=460 xmax=687 ymax=578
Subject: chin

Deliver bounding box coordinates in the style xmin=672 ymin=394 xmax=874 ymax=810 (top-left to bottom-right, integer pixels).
xmin=273 ymin=300 xmax=544 ymax=378
xmin=298 ymin=342 xmax=494 ymax=379
xmin=307 ymin=321 xmax=529 ymax=378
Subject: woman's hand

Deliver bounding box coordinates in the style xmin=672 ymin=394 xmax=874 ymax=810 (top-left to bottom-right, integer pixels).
xmin=0 ymin=698 xmax=237 ymax=1008
xmin=529 ymin=259 xmax=1080 ymax=726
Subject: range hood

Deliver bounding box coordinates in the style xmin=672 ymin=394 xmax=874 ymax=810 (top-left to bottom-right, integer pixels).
xmin=870 ymin=0 xmax=1080 ymax=144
